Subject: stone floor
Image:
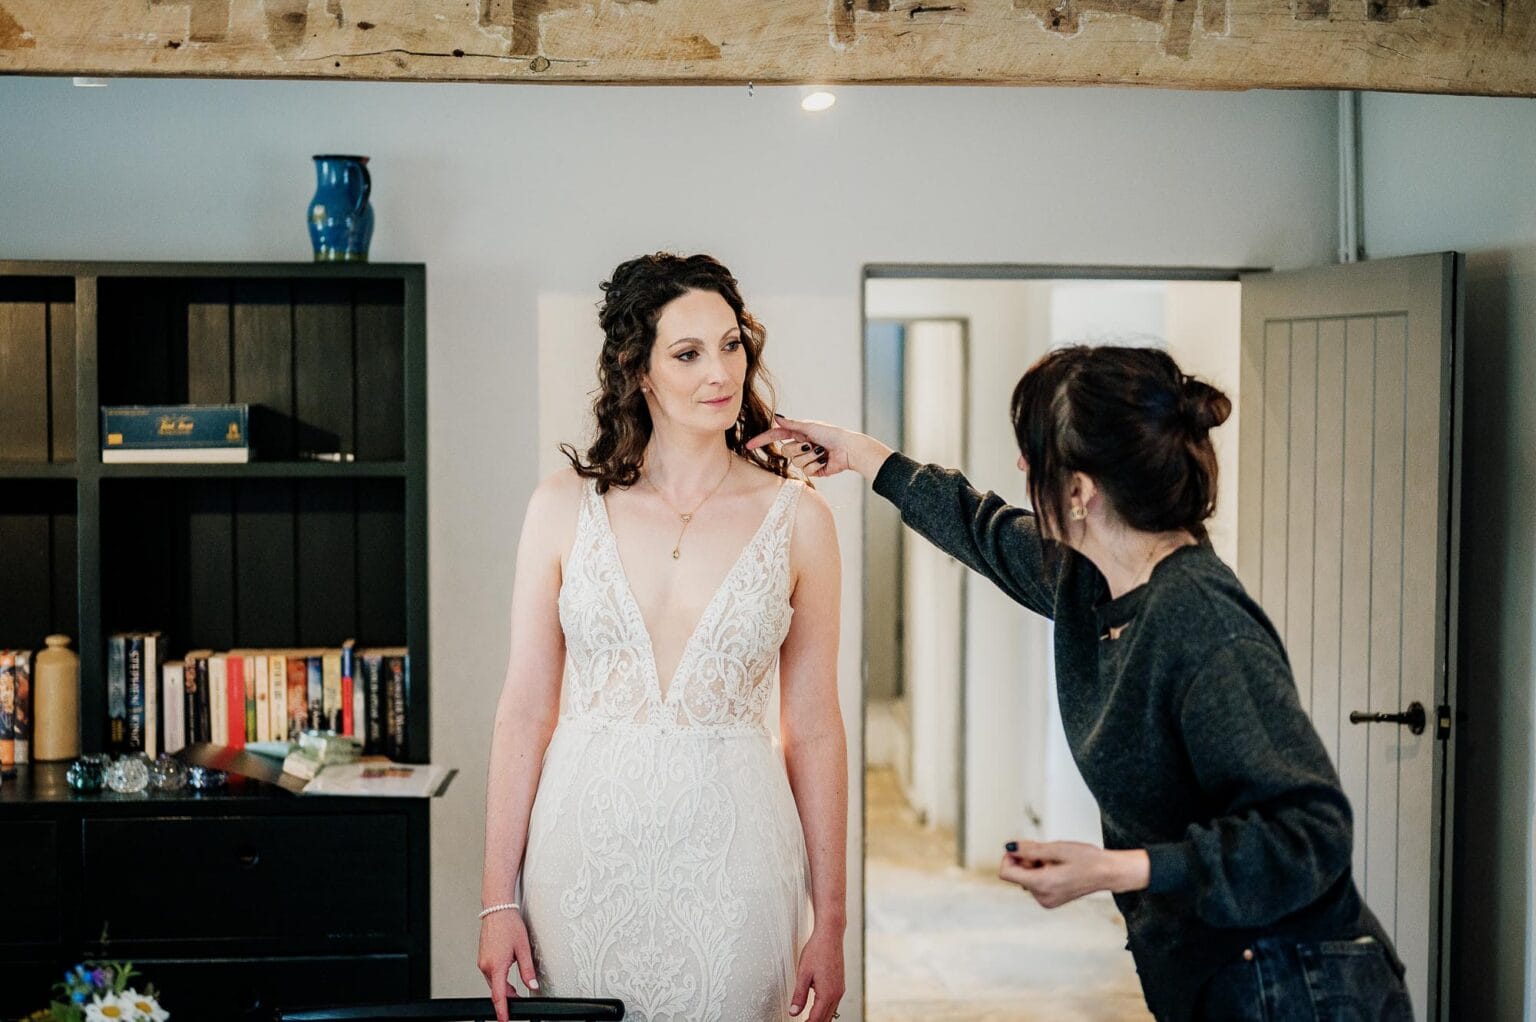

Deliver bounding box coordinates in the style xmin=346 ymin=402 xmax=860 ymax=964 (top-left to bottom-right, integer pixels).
xmin=864 ymin=766 xmax=1153 ymax=1022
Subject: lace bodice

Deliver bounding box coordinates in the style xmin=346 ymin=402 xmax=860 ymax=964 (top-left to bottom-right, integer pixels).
xmin=557 ymin=476 xmax=803 ymax=732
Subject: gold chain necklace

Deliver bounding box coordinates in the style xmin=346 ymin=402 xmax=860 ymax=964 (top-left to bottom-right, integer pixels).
xmin=644 ymin=454 xmax=734 ymax=561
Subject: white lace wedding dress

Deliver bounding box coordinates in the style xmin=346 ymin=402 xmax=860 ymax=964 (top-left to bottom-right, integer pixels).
xmin=521 ymin=476 xmax=812 ymax=1022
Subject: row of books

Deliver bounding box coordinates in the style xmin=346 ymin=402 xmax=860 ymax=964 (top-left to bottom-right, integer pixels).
xmin=108 ymin=634 xmax=410 ymax=759
xmin=0 ymin=650 xmax=33 ymax=768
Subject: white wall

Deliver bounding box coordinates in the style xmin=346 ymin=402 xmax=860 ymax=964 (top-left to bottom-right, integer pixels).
xmin=0 ymin=76 xmax=1339 ymax=1016
xmin=1165 ymin=281 xmax=1243 ymax=566
xmin=901 ymin=320 xmax=967 ymax=831
xmin=1359 ymin=91 xmax=1536 ymax=1022
xmin=865 ymin=279 xmax=1057 ymax=865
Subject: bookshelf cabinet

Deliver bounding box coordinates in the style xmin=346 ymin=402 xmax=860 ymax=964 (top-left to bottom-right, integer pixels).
xmin=0 ymin=261 xmax=431 ymax=1015
xmin=0 ymin=260 xmax=429 ymax=762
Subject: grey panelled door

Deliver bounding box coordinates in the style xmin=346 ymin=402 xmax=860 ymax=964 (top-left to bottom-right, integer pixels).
xmin=1237 ymin=253 xmax=1463 ymax=1021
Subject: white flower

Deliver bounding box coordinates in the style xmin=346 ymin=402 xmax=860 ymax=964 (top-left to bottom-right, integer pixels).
xmin=83 ymin=994 xmax=131 ymax=1021
xmin=119 ymin=988 xmax=169 ymax=1022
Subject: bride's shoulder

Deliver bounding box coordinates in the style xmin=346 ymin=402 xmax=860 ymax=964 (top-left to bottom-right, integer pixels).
xmin=526 ymin=465 xmax=588 ymax=521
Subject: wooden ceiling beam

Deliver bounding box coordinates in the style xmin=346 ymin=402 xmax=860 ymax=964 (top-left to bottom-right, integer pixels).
xmin=1 ymin=0 xmax=1531 ymax=97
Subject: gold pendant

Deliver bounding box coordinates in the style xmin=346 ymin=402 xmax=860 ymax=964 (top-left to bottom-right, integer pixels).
xmin=672 ymin=548 xmax=681 ymax=559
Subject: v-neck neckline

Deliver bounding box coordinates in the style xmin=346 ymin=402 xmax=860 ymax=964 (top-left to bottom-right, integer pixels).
xmin=592 ymin=476 xmax=791 ymax=706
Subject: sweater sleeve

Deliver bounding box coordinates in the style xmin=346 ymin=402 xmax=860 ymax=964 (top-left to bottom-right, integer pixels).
xmin=1143 ymin=636 xmax=1355 ymax=929
xmin=872 ymin=451 xmax=1057 ymax=620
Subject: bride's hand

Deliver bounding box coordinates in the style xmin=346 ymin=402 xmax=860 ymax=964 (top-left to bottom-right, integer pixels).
xmin=746 ymin=414 xmax=893 ymax=481
xmin=477 ymin=909 xmax=539 ymax=1022
xmin=790 ymin=926 xmax=845 ymax=1021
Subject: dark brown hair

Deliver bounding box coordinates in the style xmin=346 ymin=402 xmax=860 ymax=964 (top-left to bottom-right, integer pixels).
xmin=560 ymin=252 xmax=790 ymax=493
xmin=1010 ymin=345 xmax=1231 ymax=542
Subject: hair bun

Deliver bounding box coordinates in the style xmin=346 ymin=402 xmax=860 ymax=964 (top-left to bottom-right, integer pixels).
xmin=1180 ymin=376 xmax=1232 ymax=435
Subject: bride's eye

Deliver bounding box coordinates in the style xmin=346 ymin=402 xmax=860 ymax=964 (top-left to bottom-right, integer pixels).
xmin=676 ymin=350 xmax=698 ymax=362
xmin=723 ymin=339 xmax=743 ymax=352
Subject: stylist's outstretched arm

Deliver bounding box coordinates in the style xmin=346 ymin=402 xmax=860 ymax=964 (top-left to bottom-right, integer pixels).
xmin=750 ymin=349 xmax=1413 ymax=1022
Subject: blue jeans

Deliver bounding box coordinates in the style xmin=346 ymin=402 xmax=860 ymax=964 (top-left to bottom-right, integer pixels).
xmin=1193 ymin=936 xmax=1414 ymax=1021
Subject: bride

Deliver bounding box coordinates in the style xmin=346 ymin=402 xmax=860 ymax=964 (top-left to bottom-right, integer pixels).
xmin=478 ymin=253 xmax=847 ymax=1022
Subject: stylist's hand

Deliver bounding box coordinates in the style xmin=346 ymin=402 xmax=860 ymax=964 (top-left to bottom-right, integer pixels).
xmin=746 ymin=414 xmax=893 ymax=480
xmin=999 ymin=840 xmax=1150 ymax=909
xmin=478 ymin=909 xmax=539 ymax=1022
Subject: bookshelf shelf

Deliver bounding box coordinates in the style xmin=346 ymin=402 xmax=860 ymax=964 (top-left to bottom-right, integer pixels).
xmin=98 ymin=459 xmax=410 ymax=479
xmin=0 ymin=461 xmax=411 ymax=480
xmin=0 ymin=462 xmax=77 ymax=479
xmin=0 ymin=260 xmax=431 ymax=1014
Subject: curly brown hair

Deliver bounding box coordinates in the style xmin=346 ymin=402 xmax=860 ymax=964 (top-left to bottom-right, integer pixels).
xmin=560 ymin=252 xmax=791 ymax=493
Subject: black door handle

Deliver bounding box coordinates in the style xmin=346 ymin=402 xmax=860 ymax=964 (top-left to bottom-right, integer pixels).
xmin=1349 ymin=701 xmax=1426 ymax=735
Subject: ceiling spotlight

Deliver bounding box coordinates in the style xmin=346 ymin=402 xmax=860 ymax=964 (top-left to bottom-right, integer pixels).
xmin=72 ymin=77 xmax=110 ymax=88
xmin=800 ymin=90 xmax=836 ymax=113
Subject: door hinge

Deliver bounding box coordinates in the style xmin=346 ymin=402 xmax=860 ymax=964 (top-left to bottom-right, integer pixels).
xmin=1436 ymin=704 xmax=1453 ymax=740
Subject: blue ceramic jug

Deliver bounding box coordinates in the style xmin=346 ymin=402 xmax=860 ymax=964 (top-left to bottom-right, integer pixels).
xmin=307 ymin=154 xmax=374 ymax=262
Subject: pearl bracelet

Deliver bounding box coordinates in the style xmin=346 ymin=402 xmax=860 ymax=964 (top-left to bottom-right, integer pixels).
xmin=478 ymin=902 xmax=521 ymax=920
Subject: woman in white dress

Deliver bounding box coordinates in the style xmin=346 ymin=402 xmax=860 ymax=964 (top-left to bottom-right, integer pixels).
xmin=478 ymin=253 xmax=847 ymax=1022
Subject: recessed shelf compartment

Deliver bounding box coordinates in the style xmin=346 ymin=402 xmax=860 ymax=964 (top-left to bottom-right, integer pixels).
xmin=97 ymin=275 xmax=406 ymax=463
xmin=0 ymin=276 xmax=77 ymax=465
xmin=0 ymin=480 xmax=78 ymax=650
xmin=100 ymin=477 xmax=407 ymax=653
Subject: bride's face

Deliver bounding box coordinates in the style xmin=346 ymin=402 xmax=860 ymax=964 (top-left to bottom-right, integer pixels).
xmin=642 ymin=288 xmax=748 ymax=435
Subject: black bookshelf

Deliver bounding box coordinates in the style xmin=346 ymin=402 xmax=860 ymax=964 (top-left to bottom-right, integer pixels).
xmin=0 ymin=260 xmax=429 ymax=762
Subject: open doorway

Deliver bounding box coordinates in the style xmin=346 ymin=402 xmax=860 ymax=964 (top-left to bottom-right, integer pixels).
xmin=860 ymin=266 xmax=1242 ymax=1021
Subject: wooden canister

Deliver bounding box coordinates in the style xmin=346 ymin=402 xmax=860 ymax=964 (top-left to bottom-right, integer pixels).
xmin=33 ymin=634 xmax=80 ymax=761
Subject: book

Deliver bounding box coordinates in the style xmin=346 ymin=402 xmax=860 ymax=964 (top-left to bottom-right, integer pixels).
xmin=125 ymin=634 xmax=145 ymax=753
xmin=243 ymin=653 xmax=257 ymax=743
xmin=12 ymin=650 xmax=31 ymax=765
xmin=322 ymin=649 xmax=343 ymax=733
xmin=101 ymin=447 xmax=251 ymax=463
xmin=186 ymin=650 xmax=213 ymax=744
xmin=374 ymin=648 xmax=409 ymax=760
xmin=299 ymin=760 xmax=456 ymax=799
xmin=306 ymin=655 xmax=324 ymax=731
xmin=143 ymin=632 xmax=161 ymax=758
xmin=226 ymin=653 xmax=246 ymax=749
xmin=285 ymin=656 xmax=309 ymax=741
xmin=209 ymin=654 xmax=227 ymax=746
xmin=162 ymin=660 xmax=186 ymax=754
xmin=0 ymin=652 xmax=14 ymax=768
xmin=341 ymin=639 xmax=357 ymax=737
xmin=268 ymin=653 xmax=288 ymax=743
xmin=360 ymin=652 xmax=384 ymax=755
xmin=107 ymin=635 xmax=127 ymax=752
xmin=100 ymin=404 xmax=250 ymax=463
xmin=253 ymin=654 xmax=271 ymax=744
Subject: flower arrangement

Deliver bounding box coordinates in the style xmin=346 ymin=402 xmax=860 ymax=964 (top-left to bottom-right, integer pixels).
xmin=24 ymin=961 xmax=169 ymax=1022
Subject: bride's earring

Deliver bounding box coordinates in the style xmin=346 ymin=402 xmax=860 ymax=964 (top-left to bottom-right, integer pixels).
xmin=1070 ymin=504 xmax=1087 ymax=521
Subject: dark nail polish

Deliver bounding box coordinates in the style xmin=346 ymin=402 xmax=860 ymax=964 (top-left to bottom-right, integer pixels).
xmin=813 ymin=445 xmax=825 ymax=454
xmin=801 ymin=443 xmax=811 ymax=451
xmin=1005 ymin=841 xmax=1018 ymax=853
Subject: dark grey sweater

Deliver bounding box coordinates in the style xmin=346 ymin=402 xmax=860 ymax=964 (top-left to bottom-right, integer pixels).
xmin=873 ymin=452 xmax=1391 ymax=1021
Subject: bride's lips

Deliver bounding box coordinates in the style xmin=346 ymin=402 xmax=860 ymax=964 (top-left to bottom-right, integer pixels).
xmin=702 ymin=394 xmax=736 ymax=407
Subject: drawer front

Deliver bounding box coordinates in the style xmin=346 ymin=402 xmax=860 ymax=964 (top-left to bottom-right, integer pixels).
xmin=131 ymin=954 xmax=413 ymax=1018
xmin=82 ymin=814 xmax=410 ymax=942
xmin=1 ymin=820 xmax=61 ymax=943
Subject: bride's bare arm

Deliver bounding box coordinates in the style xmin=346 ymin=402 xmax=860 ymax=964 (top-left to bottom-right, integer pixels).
xmin=478 ymin=471 xmax=575 ymax=1020
xmin=780 ymin=485 xmax=848 ymax=1022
